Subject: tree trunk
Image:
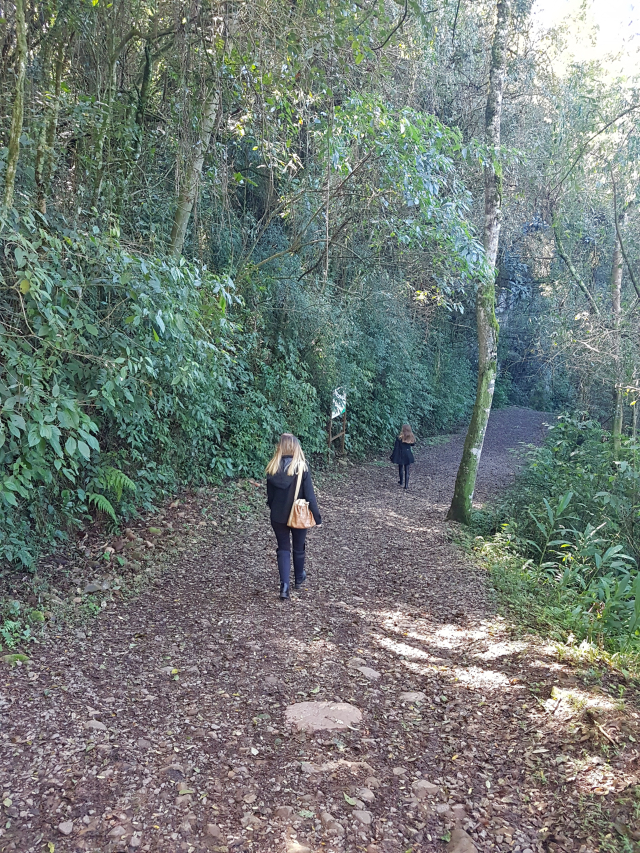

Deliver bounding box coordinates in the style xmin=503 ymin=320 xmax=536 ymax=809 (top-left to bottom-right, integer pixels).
xmin=447 ymin=0 xmax=511 ymax=524
xmin=91 ymin=57 xmax=117 ymax=207
xmin=2 ymin=0 xmax=27 ymax=213
xmin=169 ymin=90 xmax=220 ymax=257
xmin=553 ymin=219 xmax=601 ymax=315
xmin=611 ymin=236 xmax=623 ymax=453
xmin=35 ymin=41 xmax=65 ymax=215
xmin=135 ymin=43 xmax=153 ymax=137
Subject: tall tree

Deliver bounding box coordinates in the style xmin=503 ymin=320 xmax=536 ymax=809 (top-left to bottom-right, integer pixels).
xmin=169 ymin=90 xmax=220 ymax=257
xmin=2 ymin=0 xmax=28 ymax=213
xmin=34 ymin=39 xmax=66 ymax=214
xmin=447 ymin=0 xmax=511 ymax=524
xmin=611 ymin=235 xmax=624 ymax=453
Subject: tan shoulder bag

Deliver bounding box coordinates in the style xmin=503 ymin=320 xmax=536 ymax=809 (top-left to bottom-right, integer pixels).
xmin=287 ymin=467 xmax=316 ymax=529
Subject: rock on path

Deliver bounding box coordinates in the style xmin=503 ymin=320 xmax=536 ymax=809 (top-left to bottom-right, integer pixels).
xmin=1 ymin=408 xmax=637 ymax=853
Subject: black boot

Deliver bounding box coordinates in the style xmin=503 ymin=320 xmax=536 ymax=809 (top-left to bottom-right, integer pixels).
xmin=404 ymin=465 xmax=410 ymax=490
xmin=293 ymin=548 xmax=306 ymax=588
xmin=277 ymin=549 xmax=291 ymax=599
xmin=398 ymin=465 xmax=404 ymax=486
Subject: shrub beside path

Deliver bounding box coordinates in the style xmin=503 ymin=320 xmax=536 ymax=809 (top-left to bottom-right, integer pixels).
xmin=1 ymin=408 xmax=638 ymax=853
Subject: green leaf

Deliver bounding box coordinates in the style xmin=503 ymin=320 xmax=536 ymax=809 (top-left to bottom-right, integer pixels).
xmin=79 ymin=429 xmax=100 ymax=451
xmin=9 ymin=414 xmax=26 ymax=431
xmin=77 ymin=440 xmax=91 ymax=460
xmin=50 ymin=433 xmax=63 ymax=458
xmin=87 ymin=493 xmax=117 ymax=521
xmin=2 ymin=491 xmax=18 ymax=507
xmin=28 ymin=426 xmax=41 ymax=447
xmin=343 ymin=793 xmax=357 ymax=806
xmin=65 ymin=436 xmax=77 ymax=456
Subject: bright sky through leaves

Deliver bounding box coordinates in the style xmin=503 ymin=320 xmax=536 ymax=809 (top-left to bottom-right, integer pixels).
xmin=533 ymin=0 xmax=640 ymax=75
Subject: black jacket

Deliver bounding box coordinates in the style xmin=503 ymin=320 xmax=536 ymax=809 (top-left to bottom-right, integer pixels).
xmin=390 ymin=437 xmax=415 ymax=466
xmin=266 ymin=457 xmax=322 ymax=525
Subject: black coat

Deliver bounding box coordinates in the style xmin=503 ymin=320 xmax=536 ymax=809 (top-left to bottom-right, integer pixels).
xmin=266 ymin=457 xmax=322 ymax=525
xmin=390 ymin=437 xmax=415 ymax=465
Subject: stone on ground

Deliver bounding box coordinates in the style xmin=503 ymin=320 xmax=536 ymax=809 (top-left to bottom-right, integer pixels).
xmin=285 ymin=701 xmax=362 ymax=732
xmin=399 ymin=690 xmax=426 ymax=703
xmin=357 ymin=787 xmax=375 ymax=802
xmin=353 ymin=809 xmax=373 ymax=825
xmin=412 ymin=778 xmax=438 ymax=798
xmin=446 ymin=827 xmax=478 ymax=853
xmin=275 ymin=805 xmax=295 ymax=819
xmin=286 ymin=840 xmax=314 ymax=853
xmin=354 ymin=665 xmax=381 ymax=680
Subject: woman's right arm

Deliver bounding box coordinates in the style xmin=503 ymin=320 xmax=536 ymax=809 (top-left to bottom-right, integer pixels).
xmin=266 ymin=479 xmax=274 ymax=507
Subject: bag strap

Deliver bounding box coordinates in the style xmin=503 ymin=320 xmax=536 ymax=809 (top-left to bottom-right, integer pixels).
xmin=292 ymin=466 xmax=303 ymax=502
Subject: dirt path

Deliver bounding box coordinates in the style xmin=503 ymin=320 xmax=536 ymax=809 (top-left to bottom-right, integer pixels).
xmin=1 ymin=408 xmax=638 ymax=853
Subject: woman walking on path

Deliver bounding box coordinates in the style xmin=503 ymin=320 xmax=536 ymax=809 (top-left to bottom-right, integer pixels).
xmin=266 ymin=433 xmax=322 ymax=600
xmin=391 ymin=424 xmax=416 ymax=490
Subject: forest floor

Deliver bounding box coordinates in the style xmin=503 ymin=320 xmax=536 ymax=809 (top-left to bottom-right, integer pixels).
xmin=1 ymin=407 xmax=639 ymax=853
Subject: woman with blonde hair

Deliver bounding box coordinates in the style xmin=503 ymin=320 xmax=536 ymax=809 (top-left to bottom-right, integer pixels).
xmin=390 ymin=424 xmax=416 ymax=490
xmin=266 ymin=433 xmax=322 ymax=600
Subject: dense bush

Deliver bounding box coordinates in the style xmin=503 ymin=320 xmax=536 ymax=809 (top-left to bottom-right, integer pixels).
xmin=479 ymin=415 xmax=640 ymax=651
xmin=0 ymin=213 xmax=237 ymax=565
xmin=1 ymin=213 xmax=476 ymax=568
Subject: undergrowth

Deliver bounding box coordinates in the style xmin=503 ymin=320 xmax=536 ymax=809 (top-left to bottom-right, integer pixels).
xmin=1 ymin=213 xmax=475 ymax=574
xmin=468 ymin=413 xmax=640 ymax=677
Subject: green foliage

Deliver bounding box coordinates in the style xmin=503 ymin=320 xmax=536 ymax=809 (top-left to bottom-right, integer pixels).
xmin=0 ymin=598 xmax=42 ymax=650
xmin=0 ymin=0 xmax=501 ymax=570
xmin=0 ymin=213 xmax=235 ymax=565
xmin=1 ymin=210 xmax=478 ymax=567
xmin=479 ymin=414 xmax=640 ymax=652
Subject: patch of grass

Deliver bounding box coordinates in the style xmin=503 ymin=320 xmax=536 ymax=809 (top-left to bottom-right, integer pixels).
xmin=462 ymin=530 xmax=640 ymax=680
xmin=421 ymin=434 xmax=454 ymax=447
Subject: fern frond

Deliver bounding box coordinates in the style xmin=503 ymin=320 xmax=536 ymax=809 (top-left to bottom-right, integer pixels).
xmin=87 ymin=492 xmax=117 ymax=522
xmin=103 ymin=467 xmax=136 ymax=501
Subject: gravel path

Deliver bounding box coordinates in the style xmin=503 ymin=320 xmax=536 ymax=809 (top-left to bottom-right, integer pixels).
xmin=1 ymin=407 xmax=638 ymax=853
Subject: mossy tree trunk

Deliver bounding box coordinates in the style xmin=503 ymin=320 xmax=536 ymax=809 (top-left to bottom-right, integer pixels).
xmin=2 ymin=0 xmax=28 ymax=213
xmin=169 ymin=90 xmax=220 ymax=257
xmin=91 ymin=55 xmax=117 ymax=207
xmin=35 ymin=40 xmax=65 ymax=215
xmin=611 ymin=236 xmax=623 ymax=453
xmin=447 ymin=0 xmax=511 ymax=524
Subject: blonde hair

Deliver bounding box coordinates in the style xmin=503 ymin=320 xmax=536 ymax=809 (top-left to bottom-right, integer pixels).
xmin=265 ymin=433 xmax=308 ymax=476
xmin=399 ymin=424 xmax=415 ymax=443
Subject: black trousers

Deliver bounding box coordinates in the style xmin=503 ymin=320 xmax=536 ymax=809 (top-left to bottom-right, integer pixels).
xmin=271 ymin=521 xmax=307 ymax=585
xmin=271 ymin=521 xmax=308 ymax=554
xmin=398 ymin=464 xmax=412 ymax=484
